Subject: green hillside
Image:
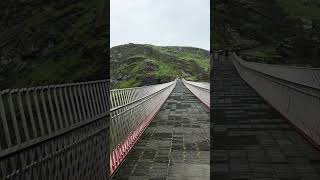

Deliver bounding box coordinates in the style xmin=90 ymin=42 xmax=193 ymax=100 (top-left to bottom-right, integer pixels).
xmin=276 ymin=0 xmax=320 ymax=19
xmin=0 ymin=0 xmax=107 ymax=90
xmin=110 ymin=43 xmax=209 ymax=89
xmin=212 ymin=0 xmax=320 ymax=67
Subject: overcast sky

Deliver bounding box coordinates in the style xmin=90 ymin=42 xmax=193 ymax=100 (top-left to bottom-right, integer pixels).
xmin=110 ymin=0 xmax=210 ymax=50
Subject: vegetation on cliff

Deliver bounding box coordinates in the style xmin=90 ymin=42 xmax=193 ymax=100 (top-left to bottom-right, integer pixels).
xmin=110 ymin=43 xmax=209 ymax=89
xmin=0 ymin=0 xmax=107 ymax=90
xmin=212 ymin=0 xmax=320 ymax=67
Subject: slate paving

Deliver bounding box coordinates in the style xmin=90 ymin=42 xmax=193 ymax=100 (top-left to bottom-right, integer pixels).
xmin=211 ymin=56 xmax=320 ymax=180
xmin=112 ymin=80 xmax=210 ymax=180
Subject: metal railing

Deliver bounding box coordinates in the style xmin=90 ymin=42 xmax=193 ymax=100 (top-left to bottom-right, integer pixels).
xmin=182 ymin=79 xmax=210 ymax=107
xmin=110 ymin=82 xmax=177 ymax=109
xmin=0 ymin=80 xmax=110 ymax=179
xmin=231 ymin=53 xmax=320 ymax=147
xmin=109 ymin=80 xmax=176 ymax=176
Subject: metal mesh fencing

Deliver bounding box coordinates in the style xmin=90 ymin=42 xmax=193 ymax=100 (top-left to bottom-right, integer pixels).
xmin=109 ymin=80 xmax=176 ymax=176
xmin=182 ymin=79 xmax=210 ymax=107
xmin=0 ymin=80 xmax=110 ymax=180
xmin=232 ymin=53 xmax=320 ymax=147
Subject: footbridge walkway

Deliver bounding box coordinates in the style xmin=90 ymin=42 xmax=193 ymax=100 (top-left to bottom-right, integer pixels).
xmin=211 ymin=53 xmax=320 ymax=179
xmin=110 ymin=80 xmax=210 ymax=180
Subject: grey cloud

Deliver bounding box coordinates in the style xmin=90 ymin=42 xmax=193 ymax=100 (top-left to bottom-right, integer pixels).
xmin=111 ymin=0 xmax=210 ymax=50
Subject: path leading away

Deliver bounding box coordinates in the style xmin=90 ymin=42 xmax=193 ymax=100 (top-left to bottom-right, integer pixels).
xmin=112 ymin=80 xmax=210 ymax=180
xmin=211 ymin=57 xmax=320 ymax=179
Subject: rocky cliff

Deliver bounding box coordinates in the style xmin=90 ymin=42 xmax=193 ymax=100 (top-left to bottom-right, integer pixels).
xmin=0 ymin=0 xmax=108 ymax=90
xmin=110 ymin=43 xmax=209 ymax=88
xmin=212 ymin=0 xmax=320 ymax=67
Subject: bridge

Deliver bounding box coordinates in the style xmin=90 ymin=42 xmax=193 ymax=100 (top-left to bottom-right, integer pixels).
xmin=211 ymin=53 xmax=320 ymax=179
xmin=0 ymin=52 xmax=320 ymax=180
xmin=110 ymin=79 xmax=210 ymax=179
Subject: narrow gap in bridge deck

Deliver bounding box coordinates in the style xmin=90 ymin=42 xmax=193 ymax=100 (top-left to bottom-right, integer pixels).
xmin=211 ymin=56 xmax=320 ymax=179
xmin=111 ymin=80 xmax=210 ymax=180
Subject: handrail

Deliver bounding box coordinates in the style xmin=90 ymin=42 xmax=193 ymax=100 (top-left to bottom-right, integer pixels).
xmin=231 ymin=53 xmax=320 ymax=147
xmin=0 ymin=80 xmax=110 ymax=179
xmin=232 ymin=54 xmax=320 ymax=90
xmin=109 ymin=80 xmax=176 ymax=176
xmin=110 ymin=81 xmax=175 ymax=111
xmin=182 ymin=79 xmax=210 ymax=108
xmin=233 ymin=55 xmax=320 ymax=99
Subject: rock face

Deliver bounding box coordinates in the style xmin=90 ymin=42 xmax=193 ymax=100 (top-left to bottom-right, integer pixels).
xmin=0 ymin=0 xmax=108 ymax=90
xmin=213 ymin=0 xmax=320 ymax=67
xmin=110 ymin=43 xmax=209 ymax=88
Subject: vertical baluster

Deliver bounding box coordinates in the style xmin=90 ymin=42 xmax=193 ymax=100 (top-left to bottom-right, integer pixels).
xmin=110 ymin=91 xmax=114 ymax=109
xmin=26 ymin=90 xmax=38 ymax=138
xmin=122 ymin=90 xmax=127 ymax=105
xmin=129 ymin=89 xmax=133 ymax=102
xmin=59 ymin=87 xmax=68 ymax=127
xmin=90 ymin=83 xmax=98 ymax=116
xmin=106 ymin=81 xmax=111 ymax=111
xmin=106 ymin=83 xmax=111 ymax=112
xmin=113 ymin=91 xmax=117 ymax=108
xmin=47 ymin=87 xmax=58 ymax=131
xmin=83 ymin=83 xmax=93 ymax=118
xmin=82 ymin=84 xmax=91 ymax=119
xmin=116 ymin=91 xmax=121 ymax=107
xmin=103 ymin=82 xmax=111 ymax=113
xmin=0 ymin=93 xmax=12 ymax=147
xmin=121 ymin=90 xmax=125 ymax=106
xmin=114 ymin=91 xmax=119 ymax=108
xmin=34 ymin=89 xmax=45 ymax=135
xmin=118 ymin=91 xmax=123 ymax=107
xmin=53 ymin=87 xmax=63 ymax=129
xmin=17 ymin=90 xmax=30 ymax=141
xmin=110 ymin=90 xmax=115 ymax=109
xmin=74 ymin=84 xmax=86 ymax=122
xmin=40 ymin=88 xmax=52 ymax=133
xmin=98 ymin=82 xmax=106 ymax=113
xmin=121 ymin=90 xmax=126 ymax=105
xmin=94 ymin=82 xmax=103 ymax=114
xmin=69 ymin=85 xmax=78 ymax=123
xmin=73 ymin=84 xmax=83 ymax=122
xmin=78 ymin=84 xmax=87 ymax=120
xmin=97 ymin=82 xmax=105 ymax=114
xmin=125 ymin=90 xmax=130 ymax=104
xmin=8 ymin=91 xmax=21 ymax=144
xmin=95 ymin=82 xmax=102 ymax=115
xmin=63 ymin=86 xmax=73 ymax=125
xmin=86 ymin=84 xmax=95 ymax=118
xmin=129 ymin=89 xmax=134 ymax=102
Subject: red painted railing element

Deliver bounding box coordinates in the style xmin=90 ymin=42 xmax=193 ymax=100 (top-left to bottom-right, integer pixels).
xmin=109 ymin=80 xmax=176 ymax=176
xmin=110 ymin=108 xmax=157 ymax=175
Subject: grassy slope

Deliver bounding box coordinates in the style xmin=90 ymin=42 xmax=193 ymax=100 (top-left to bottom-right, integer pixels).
xmin=110 ymin=44 xmax=209 ymax=89
xmin=0 ymin=0 xmax=107 ymax=89
xmin=18 ymin=0 xmax=106 ymax=87
xmin=213 ymin=0 xmax=320 ymax=66
xmin=155 ymin=46 xmax=210 ymax=71
xmin=276 ymin=0 xmax=320 ymax=19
